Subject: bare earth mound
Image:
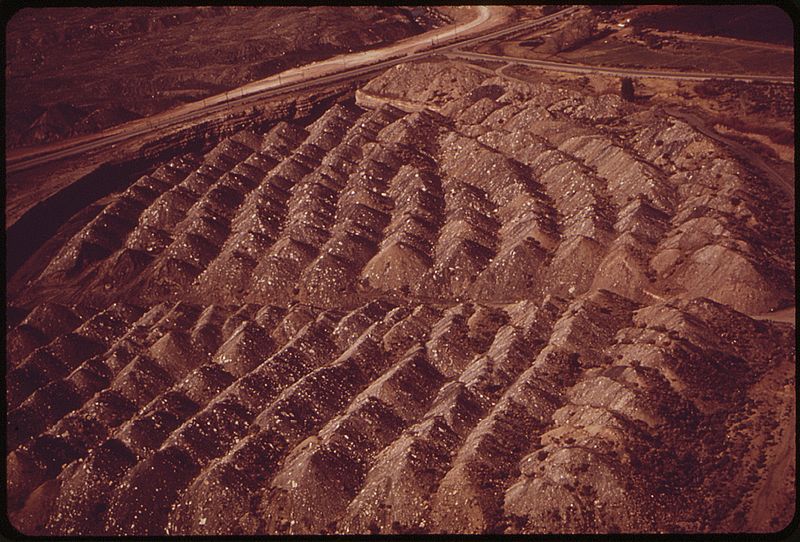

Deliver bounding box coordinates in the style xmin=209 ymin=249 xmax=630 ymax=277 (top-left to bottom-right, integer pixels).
xmin=6 ymin=59 xmax=795 ymax=535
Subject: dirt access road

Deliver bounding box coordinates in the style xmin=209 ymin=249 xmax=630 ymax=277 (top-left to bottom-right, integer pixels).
xmin=447 ymin=50 xmax=795 ymax=85
xmin=5 ymin=5 xmax=520 ymax=175
xmin=663 ymin=106 xmax=794 ymax=200
xmin=663 ymin=107 xmax=795 ymax=329
xmin=646 ymin=29 xmax=793 ymax=53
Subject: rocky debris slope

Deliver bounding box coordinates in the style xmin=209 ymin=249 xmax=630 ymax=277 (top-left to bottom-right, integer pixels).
xmin=6 ymin=295 xmax=794 ymax=534
xmin=7 ymin=60 xmax=795 ymax=535
xmin=537 ymin=13 xmax=598 ymax=54
xmin=15 ymin=62 xmax=794 ymax=315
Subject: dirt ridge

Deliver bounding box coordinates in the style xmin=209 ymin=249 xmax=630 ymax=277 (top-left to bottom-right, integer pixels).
xmin=6 ymin=59 xmax=794 ymax=535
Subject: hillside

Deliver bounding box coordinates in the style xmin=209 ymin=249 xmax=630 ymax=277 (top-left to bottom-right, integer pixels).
xmin=5 ymin=6 xmax=445 ymax=148
xmin=6 ymin=58 xmax=795 ymax=535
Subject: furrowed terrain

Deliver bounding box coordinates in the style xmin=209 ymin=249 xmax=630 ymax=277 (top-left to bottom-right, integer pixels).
xmin=6 ymin=59 xmax=795 ymax=535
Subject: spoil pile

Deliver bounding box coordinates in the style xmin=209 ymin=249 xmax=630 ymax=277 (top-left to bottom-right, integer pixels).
xmin=7 ymin=60 xmax=795 ymax=535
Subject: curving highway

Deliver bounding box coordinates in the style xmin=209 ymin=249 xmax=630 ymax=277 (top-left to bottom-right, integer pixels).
xmin=6 ymin=6 xmax=578 ymax=174
xmin=10 ymin=4 xmax=789 ymax=175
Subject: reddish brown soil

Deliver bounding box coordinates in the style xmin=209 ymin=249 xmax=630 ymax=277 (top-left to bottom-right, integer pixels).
xmin=631 ymin=5 xmax=793 ymax=46
xmin=6 ymin=59 xmax=795 ymax=536
xmin=5 ymin=6 xmax=445 ymax=149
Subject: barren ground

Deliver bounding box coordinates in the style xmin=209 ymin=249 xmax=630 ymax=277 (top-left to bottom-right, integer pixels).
xmin=466 ymin=4 xmax=794 ymax=200
xmin=5 ymin=5 xmax=796 ymax=538
xmin=5 ymin=6 xmax=446 ymax=149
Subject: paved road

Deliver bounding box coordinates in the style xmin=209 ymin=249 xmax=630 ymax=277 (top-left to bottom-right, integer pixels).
xmin=446 ymin=50 xmax=795 ymax=84
xmin=6 ymin=6 xmax=579 ymax=174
